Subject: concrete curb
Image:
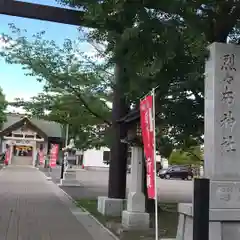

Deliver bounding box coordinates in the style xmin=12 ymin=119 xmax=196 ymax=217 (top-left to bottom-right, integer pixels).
xmin=39 ymin=168 xmax=176 ymax=240
xmin=57 ymin=186 xmax=120 ymax=240
xmin=56 ymin=182 xmax=177 ymax=240
xmin=39 ymin=169 xmax=119 ymax=240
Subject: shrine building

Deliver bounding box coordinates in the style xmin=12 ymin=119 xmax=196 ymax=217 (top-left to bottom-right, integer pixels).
xmin=0 ymin=113 xmax=63 ymax=166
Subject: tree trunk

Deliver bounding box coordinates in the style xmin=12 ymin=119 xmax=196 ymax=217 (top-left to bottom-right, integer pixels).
xmin=108 ymin=60 xmax=129 ymax=199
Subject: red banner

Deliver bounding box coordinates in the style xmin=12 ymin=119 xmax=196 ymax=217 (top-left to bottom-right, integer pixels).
xmin=140 ymin=95 xmax=155 ymax=199
xmin=39 ymin=150 xmax=44 ymax=165
xmin=4 ymin=148 xmax=10 ymax=165
xmin=50 ymin=144 xmax=59 ymax=167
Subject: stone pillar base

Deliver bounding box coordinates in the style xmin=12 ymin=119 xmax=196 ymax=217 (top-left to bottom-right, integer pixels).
xmin=97 ymin=196 xmax=125 ymax=216
xmin=177 ymin=203 xmax=240 ymax=240
xmin=122 ymin=210 xmax=150 ymax=230
xmin=59 ymin=169 xmax=81 ymax=186
xmin=64 ymin=169 xmax=77 ymax=180
xmin=60 ymin=179 xmax=81 ymax=186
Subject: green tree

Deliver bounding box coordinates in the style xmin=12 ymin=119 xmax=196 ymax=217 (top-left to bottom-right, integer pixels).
xmin=169 ymin=150 xmax=190 ymax=166
xmin=57 ymin=0 xmax=205 ymax=148
xmin=12 ymin=93 xmax=111 ymax=150
xmin=3 ymin=1 xmax=240 ymax=153
xmin=1 ymin=25 xmax=112 ymax=149
xmin=57 ymin=1 xmax=240 ymax=153
xmin=0 ymin=87 xmax=6 ymax=128
xmin=57 ymin=0 xmax=240 ymax=211
xmin=169 ymin=146 xmax=203 ymax=166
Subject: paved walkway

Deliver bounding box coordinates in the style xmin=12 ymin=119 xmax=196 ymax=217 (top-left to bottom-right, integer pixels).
xmin=44 ymin=166 xmax=192 ymax=203
xmin=0 ymin=166 xmax=114 ymax=240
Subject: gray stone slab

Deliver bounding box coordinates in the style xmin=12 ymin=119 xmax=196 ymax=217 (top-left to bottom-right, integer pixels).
xmin=0 ymin=165 xmax=114 ymax=240
xmin=210 ymin=181 xmax=240 ymax=209
xmin=98 ymin=196 xmax=125 ymax=217
xmin=61 ymin=179 xmax=81 ymax=186
xmin=121 ymin=210 xmax=149 ymax=230
xmin=64 ymin=172 xmax=77 ymax=180
xmin=205 ymin=42 xmax=240 ymax=181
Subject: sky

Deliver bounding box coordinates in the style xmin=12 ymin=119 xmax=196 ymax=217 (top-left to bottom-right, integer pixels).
xmin=0 ymin=0 xmax=94 ymax=112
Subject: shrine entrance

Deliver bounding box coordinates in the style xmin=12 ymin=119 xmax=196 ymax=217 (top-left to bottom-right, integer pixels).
xmin=11 ymin=145 xmax=33 ymax=165
xmin=0 ymin=115 xmax=51 ymax=166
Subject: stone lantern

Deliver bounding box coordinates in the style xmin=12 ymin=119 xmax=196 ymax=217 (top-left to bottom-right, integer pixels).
xmin=119 ymin=108 xmax=142 ymax=145
xmin=62 ymin=138 xmax=77 ymax=167
xmin=60 ymin=138 xmax=80 ymax=186
xmin=118 ymin=108 xmax=150 ymax=230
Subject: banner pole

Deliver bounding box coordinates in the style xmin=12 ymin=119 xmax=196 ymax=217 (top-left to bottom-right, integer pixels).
xmin=140 ymin=85 xmax=160 ymax=101
xmin=152 ymin=88 xmax=158 ymax=240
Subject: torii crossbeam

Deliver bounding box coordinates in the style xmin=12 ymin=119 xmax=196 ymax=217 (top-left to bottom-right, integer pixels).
xmin=0 ymin=0 xmax=89 ymax=26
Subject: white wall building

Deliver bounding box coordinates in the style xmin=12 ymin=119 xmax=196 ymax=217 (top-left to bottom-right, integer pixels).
xmin=81 ymin=147 xmax=169 ymax=170
xmin=160 ymin=157 xmax=169 ymax=169
xmin=82 ymin=147 xmax=110 ymax=170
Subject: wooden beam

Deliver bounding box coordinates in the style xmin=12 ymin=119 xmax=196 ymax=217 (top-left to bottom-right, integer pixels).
xmin=0 ymin=1 xmax=92 ymax=27
xmin=3 ymin=136 xmax=44 ymax=142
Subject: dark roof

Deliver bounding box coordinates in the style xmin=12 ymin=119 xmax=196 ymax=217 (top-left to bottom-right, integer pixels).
xmin=1 ymin=113 xmax=62 ymax=138
xmin=1 ymin=117 xmax=48 ymax=139
xmin=118 ymin=104 xmax=160 ymax=124
xmin=118 ymin=108 xmax=140 ymax=124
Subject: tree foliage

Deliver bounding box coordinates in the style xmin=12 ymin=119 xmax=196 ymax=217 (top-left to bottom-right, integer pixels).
xmin=0 ymin=87 xmax=7 ymax=129
xmin=57 ymin=0 xmax=240 ymax=156
xmin=169 ymin=146 xmax=203 ymax=166
xmin=58 ymin=0 xmax=207 ymax=151
xmin=1 ymin=25 xmax=112 ymax=150
xmin=3 ymin=0 xmax=240 ymax=156
xmin=56 ymin=0 xmax=240 ymax=197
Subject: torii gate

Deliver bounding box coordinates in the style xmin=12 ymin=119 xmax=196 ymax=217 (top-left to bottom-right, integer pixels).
xmin=0 ymin=0 xmax=129 ymax=200
xmin=0 ymin=0 xmax=85 ymax=26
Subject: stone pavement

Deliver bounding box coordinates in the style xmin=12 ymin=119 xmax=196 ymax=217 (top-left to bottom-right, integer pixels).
xmin=40 ymin=166 xmax=109 ymax=199
xmin=0 ymin=166 xmax=116 ymax=240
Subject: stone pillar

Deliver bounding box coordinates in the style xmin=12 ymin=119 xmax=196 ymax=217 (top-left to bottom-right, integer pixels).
xmin=44 ymin=142 xmax=48 ymax=155
xmin=32 ymin=141 xmax=37 ymax=167
xmin=9 ymin=144 xmax=13 ymax=165
xmin=122 ymin=146 xmax=149 ymax=230
xmin=177 ymin=42 xmax=240 ymax=240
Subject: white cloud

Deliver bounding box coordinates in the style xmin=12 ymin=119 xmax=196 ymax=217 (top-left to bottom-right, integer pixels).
xmin=0 ymin=35 xmax=15 ymax=50
xmin=0 ymin=36 xmax=8 ymax=50
xmin=6 ymin=106 xmax=26 ymax=114
xmin=6 ymin=93 xmax=34 ymax=114
xmin=83 ymin=42 xmax=106 ymax=59
xmin=73 ymin=39 xmax=107 ymax=64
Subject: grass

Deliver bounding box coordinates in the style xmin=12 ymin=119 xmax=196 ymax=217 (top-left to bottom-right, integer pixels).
xmin=76 ymin=199 xmax=178 ymax=239
xmin=76 ymin=199 xmax=121 ymax=224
